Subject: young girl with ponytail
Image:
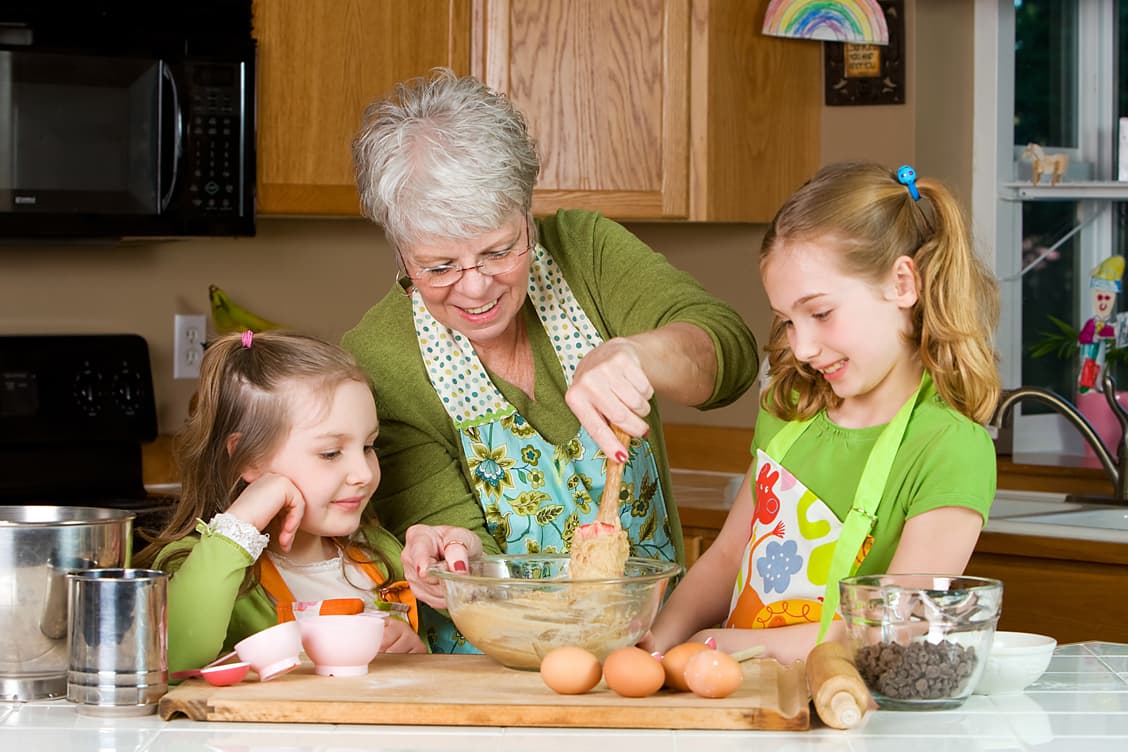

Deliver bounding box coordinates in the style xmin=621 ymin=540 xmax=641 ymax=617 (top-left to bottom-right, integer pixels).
xmin=646 ymin=162 xmax=1001 ymax=664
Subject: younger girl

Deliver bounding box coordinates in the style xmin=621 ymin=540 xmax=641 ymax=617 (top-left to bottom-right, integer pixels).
xmin=646 ymin=162 xmax=1000 ymax=664
xmin=136 ymin=331 xmax=480 ymax=674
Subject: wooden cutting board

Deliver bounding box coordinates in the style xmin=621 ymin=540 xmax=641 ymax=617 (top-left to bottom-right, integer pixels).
xmin=160 ymin=653 xmax=809 ymax=730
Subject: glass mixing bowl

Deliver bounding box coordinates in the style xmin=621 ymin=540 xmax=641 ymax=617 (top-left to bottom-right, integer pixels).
xmin=430 ymin=554 xmax=681 ymax=670
xmin=838 ymin=574 xmax=1004 ymax=710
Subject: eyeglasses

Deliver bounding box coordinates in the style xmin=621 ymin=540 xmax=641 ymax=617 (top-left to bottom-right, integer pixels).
xmin=397 ymin=217 xmax=534 ymax=291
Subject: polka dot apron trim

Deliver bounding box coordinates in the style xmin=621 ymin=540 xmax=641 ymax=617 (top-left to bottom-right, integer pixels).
xmin=413 ymin=243 xmax=605 ymax=430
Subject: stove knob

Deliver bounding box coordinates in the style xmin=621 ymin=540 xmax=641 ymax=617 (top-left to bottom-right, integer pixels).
xmin=72 ymin=369 xmax=104 ymax=416
xmin=112 ymin=368 xmax=146 ymax=416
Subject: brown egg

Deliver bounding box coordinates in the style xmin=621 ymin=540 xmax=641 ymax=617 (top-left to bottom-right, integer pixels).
xmin=661 ymin=641 xmax=712 ymax=691
xmin=539 ymin=646 xmax=603 ymax=695
xmin=603 ymin=646 xmax=665 ymax=698
xmin=684 ymin=649 xmax=744 ymax=699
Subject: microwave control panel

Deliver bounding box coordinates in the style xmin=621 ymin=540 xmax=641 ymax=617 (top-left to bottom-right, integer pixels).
xmin=185 ymin=63 xmax=245 ymax=216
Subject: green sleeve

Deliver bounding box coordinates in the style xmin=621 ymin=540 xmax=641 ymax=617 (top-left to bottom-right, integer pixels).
xmin=156 ymin=532 xmax=272 ymax=674
xmin=542 ymin=210 xmax=759 ymax=409
xmin=901 ymin=420 xmax=997 ymax=523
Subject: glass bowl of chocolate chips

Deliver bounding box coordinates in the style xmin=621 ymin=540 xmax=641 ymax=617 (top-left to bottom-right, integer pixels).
xmin=838 ymin=574 xmax=1003 ymax=710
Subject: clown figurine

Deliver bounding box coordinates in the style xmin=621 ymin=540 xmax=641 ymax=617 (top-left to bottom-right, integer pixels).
xmin=1078 ymin=255 xmax=1125 ymax=393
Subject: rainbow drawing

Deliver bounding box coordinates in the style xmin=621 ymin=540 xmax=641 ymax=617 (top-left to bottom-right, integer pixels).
xmin=762 ymin=0 xmax=889 ymax=45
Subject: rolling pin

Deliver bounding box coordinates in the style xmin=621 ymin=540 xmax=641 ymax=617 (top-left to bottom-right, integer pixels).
xmin=805 ymin=640 xmax=873 ymax=730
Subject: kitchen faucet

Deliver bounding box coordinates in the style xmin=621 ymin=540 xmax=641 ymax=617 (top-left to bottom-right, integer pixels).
xmin=989 ymin=372 xmax=1128 ymax=503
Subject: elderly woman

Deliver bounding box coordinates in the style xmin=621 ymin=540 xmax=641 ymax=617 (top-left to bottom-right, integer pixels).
xmin=342 ymin=69 xmax=758 ymax=652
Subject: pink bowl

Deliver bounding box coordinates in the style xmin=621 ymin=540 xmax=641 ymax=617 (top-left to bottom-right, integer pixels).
xmin=297 ymin=611 xmax=385 ymax=677
xmin=234 ymin=621 xmax=303 ymax=681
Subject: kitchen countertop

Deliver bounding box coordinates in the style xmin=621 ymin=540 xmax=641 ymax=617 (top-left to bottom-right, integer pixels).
xmin=2 ymin=642 xmax=1125 ymax=750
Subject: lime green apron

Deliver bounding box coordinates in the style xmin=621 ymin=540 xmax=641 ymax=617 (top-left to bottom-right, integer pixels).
xmin=726 ymin=373 xmax=929 ymax=641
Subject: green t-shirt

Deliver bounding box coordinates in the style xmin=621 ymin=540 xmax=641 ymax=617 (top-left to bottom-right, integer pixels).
xmin=342 ymin=208 xmax=760 ymax=563
xmin=751 ymin=377 xmax=996 ymax=575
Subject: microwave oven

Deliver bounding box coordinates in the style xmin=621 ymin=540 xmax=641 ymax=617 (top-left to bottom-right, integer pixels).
xmin=0 ymin=2 xmax=256 ymax=239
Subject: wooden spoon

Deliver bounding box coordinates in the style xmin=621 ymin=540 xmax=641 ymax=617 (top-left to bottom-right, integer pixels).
xmin=569 ymin=426 xmax=632 ymax=579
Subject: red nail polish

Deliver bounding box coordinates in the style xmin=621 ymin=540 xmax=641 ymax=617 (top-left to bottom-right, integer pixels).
xmin=453 ymin=560 xmax=468 ymax=573
xmin=615 ymin=451 xmax=628 ymax=463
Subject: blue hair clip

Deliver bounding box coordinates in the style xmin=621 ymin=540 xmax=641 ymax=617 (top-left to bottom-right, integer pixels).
xmin=896 ymin=165 xmax=920 ymax=201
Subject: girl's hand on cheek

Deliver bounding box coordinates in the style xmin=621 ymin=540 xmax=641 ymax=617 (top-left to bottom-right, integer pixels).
xmin=380 ymin=618 xmax=427 ymax=653
xmin=225 ymin=473 xmax=307 ymax=552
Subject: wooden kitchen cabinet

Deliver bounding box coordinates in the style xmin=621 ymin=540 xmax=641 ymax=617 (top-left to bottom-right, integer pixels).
xmin=968 ymin=531 xmax=1128 ymax=645
xmin=253 ymin=0 xmax=819 ymax=221
xmin=253 ymin=0 xmax=471 ymax=215
xmin=475 ymin=0 xmax=820 ymax=221
xmin=681 ymin=524 xmax=720 ymax=568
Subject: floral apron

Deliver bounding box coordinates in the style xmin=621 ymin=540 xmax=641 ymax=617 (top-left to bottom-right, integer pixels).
xmin=413 ymin=244 xmax=676 ymax=652
xmin=726 ymin=374 xmax=928 ymax=641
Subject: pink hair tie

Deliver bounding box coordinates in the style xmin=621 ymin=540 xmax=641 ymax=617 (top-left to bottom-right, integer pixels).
xmin=241 ymin=330 xmax=254 ymax=348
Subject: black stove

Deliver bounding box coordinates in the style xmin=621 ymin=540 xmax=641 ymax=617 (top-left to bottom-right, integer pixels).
xmin=0 ymin=334 xmax=175 ymax=540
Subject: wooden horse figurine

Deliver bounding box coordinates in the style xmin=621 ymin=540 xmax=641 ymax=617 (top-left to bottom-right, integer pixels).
xmin=1022 ymin=142 xmax=1069 ymax=186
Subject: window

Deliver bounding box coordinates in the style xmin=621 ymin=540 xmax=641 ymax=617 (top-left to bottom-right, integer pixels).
xmin=974 ymin=0 xmax=1128 ymax=456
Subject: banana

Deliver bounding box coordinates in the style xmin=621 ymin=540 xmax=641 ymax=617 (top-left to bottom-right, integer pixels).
xmin=208 ymin=284 xmax=285 ymax=334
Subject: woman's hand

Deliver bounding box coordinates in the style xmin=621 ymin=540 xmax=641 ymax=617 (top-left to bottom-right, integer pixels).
xmin=401 ymin=524 xmax=484 ymax=609
xmin=380 ymin=617 xmax=428 ymax=653
xmin=566 ymin=324 xmax=717 ymax=462
xmin=224 ymin=472 xmax=306 ymax=552
xmin=566 ymin=337 xmax=653 ymax=461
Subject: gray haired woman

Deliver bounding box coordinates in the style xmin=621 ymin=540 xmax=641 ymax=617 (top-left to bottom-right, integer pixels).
xmin=342 ymin=68 xmax=758 ymax=653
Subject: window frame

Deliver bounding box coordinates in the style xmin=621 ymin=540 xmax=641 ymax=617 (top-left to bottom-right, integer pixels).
xmin=973 ymin=0 xmax=1125 ymax=455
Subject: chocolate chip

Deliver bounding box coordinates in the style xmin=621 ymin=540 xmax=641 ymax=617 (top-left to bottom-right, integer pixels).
xmin=854 ymin=640 xmax=978 ymax=700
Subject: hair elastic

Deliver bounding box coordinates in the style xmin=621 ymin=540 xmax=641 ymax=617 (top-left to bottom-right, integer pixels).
xmin=896 ymin=165 xmax=921 ymax=201
xmin=241 ymin=329 xmax=254 ymax=348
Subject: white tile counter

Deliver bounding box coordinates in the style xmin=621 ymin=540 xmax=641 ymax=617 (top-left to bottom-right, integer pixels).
xmin=3 ymin=642 xmax=1126 ymax=751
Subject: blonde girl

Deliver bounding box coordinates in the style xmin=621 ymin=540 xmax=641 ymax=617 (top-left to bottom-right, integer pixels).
xmin=646 ymin=161 xmax=1000 ymax=664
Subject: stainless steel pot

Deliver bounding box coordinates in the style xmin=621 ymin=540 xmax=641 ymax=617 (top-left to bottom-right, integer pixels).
xmin=0 ymin=506 xmax=135 ymax=700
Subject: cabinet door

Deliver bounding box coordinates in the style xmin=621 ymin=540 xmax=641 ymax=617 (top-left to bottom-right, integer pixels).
xmin=254 ymin=0 xmax=471 ymax=215
xmin=476 ymin=0 xmax=690 ymax=219
xmin=690 ymin=0 xmax=820 ymax=222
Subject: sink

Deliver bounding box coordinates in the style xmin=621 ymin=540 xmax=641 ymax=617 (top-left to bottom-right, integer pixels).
xmin=989 ymin=489 xmax=1077 ymax=518
xmin=1003 ymin=508 xmax=1128 ymax=532
xmin=984 ymin=489 xmax=1128 ymax=543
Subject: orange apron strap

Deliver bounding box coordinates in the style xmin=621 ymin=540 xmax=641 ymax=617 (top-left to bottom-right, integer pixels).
xmin=258 ymin=555 xmax=297 ymax=623
xmin=348 ymin=548 xmax=420 ymax=633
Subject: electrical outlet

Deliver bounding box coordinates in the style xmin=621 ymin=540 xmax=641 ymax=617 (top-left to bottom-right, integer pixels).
xmin=173 ymin=314 xmax=207 ymax=379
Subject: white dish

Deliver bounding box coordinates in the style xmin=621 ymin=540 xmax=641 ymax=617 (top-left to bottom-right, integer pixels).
xmin=973 ymin=631 xmax=1056 ymax=695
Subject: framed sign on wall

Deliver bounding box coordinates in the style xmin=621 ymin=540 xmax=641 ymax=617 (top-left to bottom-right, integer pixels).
xmin=824 ymin=0 xmax=905 ymax=106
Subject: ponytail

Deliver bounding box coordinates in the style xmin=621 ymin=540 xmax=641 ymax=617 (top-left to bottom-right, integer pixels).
xmin=913 ymin=181 xmax=1000 ymax=423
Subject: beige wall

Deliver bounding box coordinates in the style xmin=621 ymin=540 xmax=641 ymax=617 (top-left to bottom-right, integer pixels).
xmin=1 ymin=0 xmax=976 ymax=436
xmin=0 ymin=219 xmax=771 ymax=432
xmin=820 ymin=1 xmax=915 ymax=167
